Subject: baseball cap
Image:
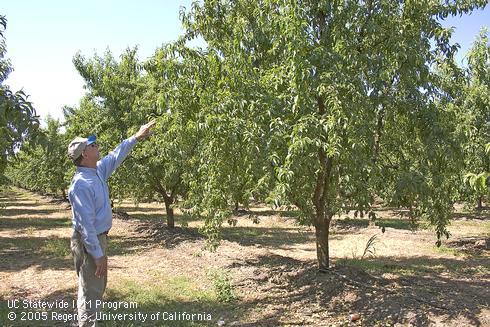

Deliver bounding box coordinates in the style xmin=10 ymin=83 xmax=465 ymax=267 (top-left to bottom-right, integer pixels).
xmin=68 ymin=135 xmax=97 ymax=160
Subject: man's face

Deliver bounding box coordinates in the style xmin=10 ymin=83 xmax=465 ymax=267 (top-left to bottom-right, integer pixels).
xmin=82 ymin=142 xmax=100 ymax=162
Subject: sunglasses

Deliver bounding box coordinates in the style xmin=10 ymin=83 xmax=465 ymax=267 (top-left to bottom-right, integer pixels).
xmin=88 ymin=142 xmax=98 ymax=148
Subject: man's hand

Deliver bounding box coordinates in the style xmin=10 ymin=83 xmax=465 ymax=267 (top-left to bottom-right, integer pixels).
xmin=134 ymin=119 xmax=156 ymax=141
xmin=95 ymin=255 xmax=107 ymax=278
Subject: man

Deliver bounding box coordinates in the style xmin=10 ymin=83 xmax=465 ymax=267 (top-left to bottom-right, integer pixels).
xmin=67 ymin=120 xmax=155 ymax=327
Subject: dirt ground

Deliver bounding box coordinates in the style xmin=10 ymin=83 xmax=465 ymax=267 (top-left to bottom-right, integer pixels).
xmin=0 ymin=187 xmax=489 ymax=326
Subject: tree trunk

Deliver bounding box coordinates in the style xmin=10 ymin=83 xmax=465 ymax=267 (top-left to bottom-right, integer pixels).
xmin=477 ymin=197 xmax=483 ymax=210
xmin=373 ymin=105 xmax=384 ymax=164
xmin=312 ymin=95 xmax=334 ymax=272
xmin=154 ymin=180 xmax=175 ymax=228
xmin=162 ymin=195 xmax=175 ymax=228
xmin=315 ymin=217 xmax=331 ymax=271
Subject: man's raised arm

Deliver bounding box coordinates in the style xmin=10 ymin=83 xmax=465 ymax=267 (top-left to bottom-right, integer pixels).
xmin=97 ymin=120 xmax=156 ymax=180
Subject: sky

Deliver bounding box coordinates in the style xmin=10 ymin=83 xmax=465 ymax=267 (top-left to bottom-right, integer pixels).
xmin=1 ymin=1 xmax=489 ymax=123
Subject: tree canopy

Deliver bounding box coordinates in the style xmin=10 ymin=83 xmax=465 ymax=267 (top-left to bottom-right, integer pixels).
xmin=0 ymin=15 xmax=38 ymax=183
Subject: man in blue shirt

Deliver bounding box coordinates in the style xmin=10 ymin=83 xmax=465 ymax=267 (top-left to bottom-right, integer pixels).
xmin=67 ymin=120 xmax=155 ymax=327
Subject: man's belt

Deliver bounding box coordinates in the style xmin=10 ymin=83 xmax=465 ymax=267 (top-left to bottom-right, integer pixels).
xmin=74 ymin=229 xmax=109 ymax=236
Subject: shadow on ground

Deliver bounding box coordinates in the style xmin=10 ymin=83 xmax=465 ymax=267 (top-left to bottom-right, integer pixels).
xmin=113 ymin=209 xmax=204 ymax=226
xmin=114 ymin=213 xmax=317 ymax=251
xmin=332 ymin=217 xmax=418 ymax=232
xmin=224 ymin=254 xmax=489 ymax=326
xmin=114 ymin=205 xmax=166 ymax=213
xmin=0 ymin=207 xmax=62 ymax=217
xmin=221 ymin=226 xmax=316 ymax=248
xmin=0 ymin=236 xmax=73 ymax=272
xmin=240 ymin=209 xmax=300 ymax=219
xmin=0 ymin=217 xmax=71 ymax=231
xmin=130 ymin=220 xmax=204 ymax=249
xmin=452 ymin=210 xmax=490 ymax=220
xmin=0 ymin=189 xmax=68 ymax=227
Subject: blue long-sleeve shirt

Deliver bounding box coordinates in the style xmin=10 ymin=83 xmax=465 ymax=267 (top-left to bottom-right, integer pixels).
xmin=68 ymin=136 xmax=137 ymax=259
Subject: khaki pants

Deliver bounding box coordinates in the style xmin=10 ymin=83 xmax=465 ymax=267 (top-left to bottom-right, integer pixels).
xmin=71 ymin=231 xmax=108 ymax=327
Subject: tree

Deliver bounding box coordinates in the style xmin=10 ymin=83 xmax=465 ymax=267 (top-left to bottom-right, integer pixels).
xmin=66 ymin=46 xmax=205 ymax=228
xmin=130 ymin=43 xmax=207 ymax=228
xmin=182 ymin=0 xmax=488 ymax=270
xmin=6 ymin=117 xmax=71 ymax=196
xmin=66 ymin=48 xmax=147 ymax=205
xmin=0 ymin=15 xmax=38 ymax=182
xmin=461 ymin=29 xmax=490 ymax=209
